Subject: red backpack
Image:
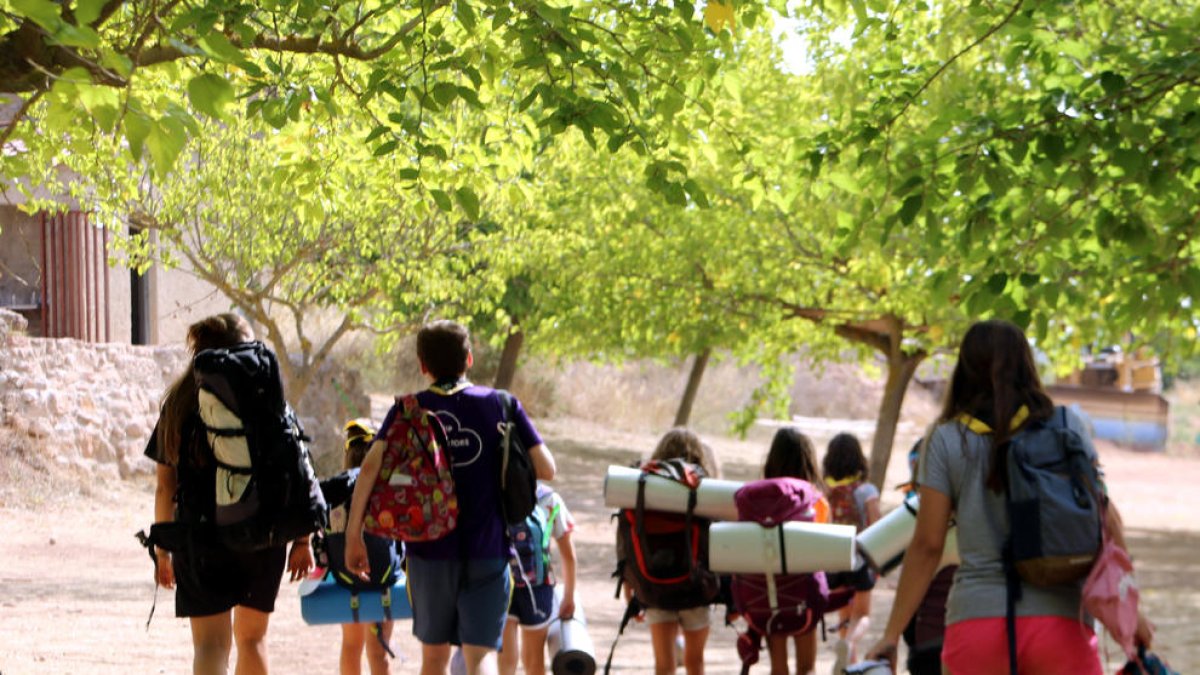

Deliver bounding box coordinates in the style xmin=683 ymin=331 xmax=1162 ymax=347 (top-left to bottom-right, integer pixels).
xmin=730 ymin=478 xmax=854 ymax=675
xmin=605 ymin=459 xmax=719 ymax=675
xmin=364 ymin=396 xmax=457 ymax=542
xmin=827 ymin=478 xmax=865 ymax=531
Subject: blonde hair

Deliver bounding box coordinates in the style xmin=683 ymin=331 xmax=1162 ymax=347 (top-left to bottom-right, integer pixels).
xmin=650 ymin=427 xmax=720 ymax=478
xmin=156 ymin=314 xmax=253 ymax=466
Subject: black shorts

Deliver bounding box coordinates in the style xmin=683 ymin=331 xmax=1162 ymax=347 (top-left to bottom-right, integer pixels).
xmin=508 ymin=583 xmax=556 ymax=628
xmin=173 ymin=539 xmax=287 ymax=617
xmin=826 ymin=565 xmax=877 ymax=593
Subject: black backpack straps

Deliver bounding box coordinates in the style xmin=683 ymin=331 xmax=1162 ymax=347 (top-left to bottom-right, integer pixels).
xmin=134 ymin=529 xmax=161 ymax=630
xmin=371 ymin=622 xmax=396 ymax=659
xmin=603 ymin=597 xmax=643 ymax=675
xmin=1002 ymin=478 xmax=1022 ymax=675
xmin=777 ymin=524 xmax=789 ymax=577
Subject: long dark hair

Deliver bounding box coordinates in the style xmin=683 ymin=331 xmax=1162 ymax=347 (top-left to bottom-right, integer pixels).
xmin=764 ymin=427 xmax=820 ymax=483
xmin=938 ymin=320 xmax=1054 ymax=491
xmin=156 ymin=313 xmax=253 ymax=465
xmin=823 ymin=432 xmax=868 ymax=483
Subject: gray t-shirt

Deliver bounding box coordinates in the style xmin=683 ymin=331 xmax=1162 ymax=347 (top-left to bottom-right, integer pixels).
xmin=919 ymin=407 xmax=1097 ymax=625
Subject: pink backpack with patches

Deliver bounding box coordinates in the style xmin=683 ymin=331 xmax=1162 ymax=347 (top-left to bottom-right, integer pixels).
xmin=1082 ymin=501 xmax=1140 ymax=662
xmin=364 ymin=395 xmax=458 ymax=542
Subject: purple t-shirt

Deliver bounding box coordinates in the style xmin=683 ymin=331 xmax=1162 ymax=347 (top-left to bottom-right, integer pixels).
xmin=376 ymin=384 xmax=543 ymax=560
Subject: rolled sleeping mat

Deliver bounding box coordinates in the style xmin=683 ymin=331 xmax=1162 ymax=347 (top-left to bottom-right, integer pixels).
xmin=856 ymin=494 xmax=919 ymax=572
xmin=298 ymin=573 xmax=412 ymax=625
xmin=603 ymin=465 xmax=742 ymax=521
xmin=547 ymin=586 xmax=596 ymax=675
xmin=708 ymin=521 xmax=859 ymax=575
xmin=859 ymin=495 xmax=962 ymax=575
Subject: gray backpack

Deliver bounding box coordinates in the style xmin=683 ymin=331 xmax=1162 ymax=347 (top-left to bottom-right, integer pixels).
xmin=1004 ymin=406 xmax=1103 ymax=586
xmin=1002 ymin=406 xmax=1103 ymax=675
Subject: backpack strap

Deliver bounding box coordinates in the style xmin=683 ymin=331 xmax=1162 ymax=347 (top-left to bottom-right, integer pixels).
xmin=370 ymin=622 xmax=397 ymax=659
xmin=603 ymin=597 xmax=643 ymax=675
xmin=1002 ymin=475 xmax=1022 ymax=675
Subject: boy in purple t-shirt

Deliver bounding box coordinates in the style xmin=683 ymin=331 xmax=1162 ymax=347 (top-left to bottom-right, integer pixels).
xmin=345 ymin=320 xmax=556 ymax=675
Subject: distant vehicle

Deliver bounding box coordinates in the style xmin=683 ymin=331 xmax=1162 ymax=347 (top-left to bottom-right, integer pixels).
xmin=1048 ymin=347 xmax=1168 ymax=451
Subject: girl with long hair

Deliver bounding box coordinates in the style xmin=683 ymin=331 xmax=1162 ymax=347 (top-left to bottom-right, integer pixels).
xmin=865 ymin=320 xmax=1153 ymax=673
xmin=146 ymin=314 xmax=313 ymax=674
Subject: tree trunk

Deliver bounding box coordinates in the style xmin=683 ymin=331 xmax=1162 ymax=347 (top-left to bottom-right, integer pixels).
xmin=674 ymin=348 xmax=712 ymax=427
xmin=493 ymin=328 xmax=525 ymax=391
xmin=868 ymin=350 xmax=924 ymax=492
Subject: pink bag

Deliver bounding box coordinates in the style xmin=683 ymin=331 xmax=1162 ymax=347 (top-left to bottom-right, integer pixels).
xmin=1081 ymin=502 xmax=1139 ymax=661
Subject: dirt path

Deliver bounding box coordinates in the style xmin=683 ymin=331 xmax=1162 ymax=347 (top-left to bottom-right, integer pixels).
xmin=0 ymin=421 xmax=1195 ymax=674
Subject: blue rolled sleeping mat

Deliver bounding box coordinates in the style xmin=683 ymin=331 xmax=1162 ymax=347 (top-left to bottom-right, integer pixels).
xmin=299 ymin=570 xmax=412 ymax=624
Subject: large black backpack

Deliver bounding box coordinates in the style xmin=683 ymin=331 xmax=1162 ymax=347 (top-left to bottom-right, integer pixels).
xmin=193 ymin=341 xmax=327 ymax=551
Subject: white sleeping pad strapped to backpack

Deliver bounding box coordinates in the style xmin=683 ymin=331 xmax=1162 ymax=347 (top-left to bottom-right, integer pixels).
xmin=198 ymin=388 xmax=254 ymax=516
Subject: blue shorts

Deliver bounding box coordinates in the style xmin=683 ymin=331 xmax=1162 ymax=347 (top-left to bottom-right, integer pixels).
xmin=407 ymin=556 xmax=512 ymax=649
xmin=508 ymin=584 xmax=556 ymax=629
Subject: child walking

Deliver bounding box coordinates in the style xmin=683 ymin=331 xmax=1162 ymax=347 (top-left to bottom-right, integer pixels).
xmin=500 ymin=483 xmax=578 ymax=675
xmin=759 ymin=427 xmax=827 ymax=675
xmin=331 ymin=419 xmax=402 ymax=675
xmin=822 ymin=432 xmax=881 ymax=667
xmin=634 ymin=428 xmax=721 ymax=675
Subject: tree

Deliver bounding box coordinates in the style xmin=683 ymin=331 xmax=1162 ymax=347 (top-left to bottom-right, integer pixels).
xmin=508 ymin=0 xmax=1200 ymax=487
xmin=1 ymin=0 xmax=782 ymax=206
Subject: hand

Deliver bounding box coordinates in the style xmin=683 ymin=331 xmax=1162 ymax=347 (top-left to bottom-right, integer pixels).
xmin=558 ymin=593 xmax=576 ymax=620
xmin=864 ymin=637 xmax=898 ymax=669
xmin=154 ymin=550 xmax=175 ymax=589
xmin=287 ymin=539 xmax=314 ymax=582
xmin=1134 ymin=610 xmax=1155 ymax=649
xmin=344 ymin=534 xmax=370 ymax=581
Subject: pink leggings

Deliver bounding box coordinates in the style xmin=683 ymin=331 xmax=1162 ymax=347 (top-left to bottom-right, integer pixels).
xmin=942 ymin=617 xmax=1101 ymax=675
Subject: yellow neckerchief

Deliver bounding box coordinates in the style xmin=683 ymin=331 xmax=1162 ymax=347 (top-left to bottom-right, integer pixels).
xmin=825 ymin=473 xmax=862 ymax=489
xmin=428 ymin=378 xmax=473 ymax=396
xmin=956 ymin=405 xmax=1030 ymax=434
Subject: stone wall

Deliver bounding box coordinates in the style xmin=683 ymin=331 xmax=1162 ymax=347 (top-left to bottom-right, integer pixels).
xmin=0 ymin=309 xmax=186 ymax=478
xmin=0 ymin=308 xmax=369 ymax=479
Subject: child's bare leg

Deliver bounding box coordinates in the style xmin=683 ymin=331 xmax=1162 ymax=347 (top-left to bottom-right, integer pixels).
xmin=232 ymin=606 xmax=270 ymax=675
xmin=499 ymin=620 xmax=520 ymax=675
xmin=793 ymin=631 xmax=817 ymax=675
xmin=681 ymin=626 xmax=708 ymax=675
xmin=845 ymin=591 xmax=872 ymax=662
xmin=364 ymin=621 xmax=394 ymax=675
xmin=341 ymin=623 xmax=366 ymax=675
xmin=649 ymin=622 xmax=680 ymax=675
xmin=519 ymin=626 xmax=549 ymax=675
xmin=190 ymin=612 xmax=233 ymax=675
xmin=767 ymin=634 xmax=790 ymax=675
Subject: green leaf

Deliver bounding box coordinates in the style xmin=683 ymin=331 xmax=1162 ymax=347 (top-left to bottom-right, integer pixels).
xmin=455 ymin=187 xmax=481 ymax=221
xmin=455 ymin=0 xmax=477 ymax=32
xmin=430 ymin=189 xmax=453 ymax=212
xmin=53 ymin=23 xmax=101 ymax=48
xmin=431 ymin=82 xmax=459 ymax=107
xmin=398 ymin=168 xmax=420 ymax=180
xmin=897 ymin=194 xmax=923 ymax=225
xmin=146 ymin=117 xmax=187 ymax=176
xmin=74 ymin=0 xmax=108 ymax=25
xmin=1038 ymin=134 xmax=1066 ymax=163
xmin=827 ymin=171 xmax=860 ymax=194
xmin=987 ymin=273 xmax=1008 ymax=295
xmin=187 ymin=73 xmax=234 ymax=119
xmin=1099 ymin=71 xmax=1126 ymax=96
xmin=11 ymin=0 xmax=62 ymax=31
xmin=198 ymin=33 xmax=245 ymax=64
xmin=373 ymin=140 xmax=398 ymax=156
xmin=363 ymin=125 xmax=390 ymax=143
xmin=124 ymin=111 xmax=152 ymax=160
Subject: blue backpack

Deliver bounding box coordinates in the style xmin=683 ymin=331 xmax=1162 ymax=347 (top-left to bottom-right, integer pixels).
xmin=1002 ymin=406 xmax=1104 ymax=675
xmin=510 ymin=498 xmax=559 ymax=588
